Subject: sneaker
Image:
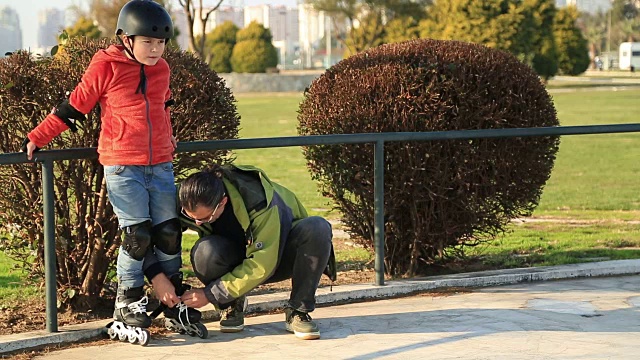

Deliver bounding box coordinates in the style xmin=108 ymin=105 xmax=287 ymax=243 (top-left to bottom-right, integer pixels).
xmin=284 ymin=307 xmax=320 ymax=340
xmin=219 ymin=295 xmax=248 ymax=333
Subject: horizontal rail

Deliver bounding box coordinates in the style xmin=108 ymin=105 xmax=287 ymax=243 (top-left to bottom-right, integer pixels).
xmin=2 ymin=122 xmax=640 ymax=332
xmin=3 ymin=123 xmax=640 ymax=164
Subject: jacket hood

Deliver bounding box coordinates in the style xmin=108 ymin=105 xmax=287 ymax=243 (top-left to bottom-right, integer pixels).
xmin=94 ymin=44 xmax=138 ymax=65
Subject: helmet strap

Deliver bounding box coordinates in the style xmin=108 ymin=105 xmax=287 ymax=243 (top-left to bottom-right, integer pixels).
xmin=118 ymin=35 xmax=140 ymax=64
xmin=116 ymin=35 xmax=147 ymax=95
xmin=136 ymin=64 xmax=147 ymax=95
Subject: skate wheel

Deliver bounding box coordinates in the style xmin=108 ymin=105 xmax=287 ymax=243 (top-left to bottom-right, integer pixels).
xmin=118 ymin=332 xmax=127 ymax=342
xmin=128 ymin=331 xmax=137 ymax=344
xmin=195 ymin=323 xmax=208 ymax=339
xmin=107 ymin=327 xmax=117 ymax=340
xmin=139 ymin=329 xmax=150 ymax=346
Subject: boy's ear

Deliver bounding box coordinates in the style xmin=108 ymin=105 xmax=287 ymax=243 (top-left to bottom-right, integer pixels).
xmin=120 ymin=35 xmax=133 ymax=48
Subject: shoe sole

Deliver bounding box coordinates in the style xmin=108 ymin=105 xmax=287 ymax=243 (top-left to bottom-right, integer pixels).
xmin=285 ymin=324 xmax=320 ymax=340
xmin=220 ymin=324 xmax=244 ymax=333
xmin=294 ymin=330 xmax=320 ymax=340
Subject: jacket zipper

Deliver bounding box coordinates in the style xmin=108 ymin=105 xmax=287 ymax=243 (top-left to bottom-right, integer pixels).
xmin=141 ymin=66 xmax=152 ymax=165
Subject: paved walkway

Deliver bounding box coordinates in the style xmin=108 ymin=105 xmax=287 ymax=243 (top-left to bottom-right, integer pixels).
xmin=29 ymin=272 xmax=640 ymax=359
xmin=0 ymin=260 xmax=640 ymax=360
xmin=2 ymin=260 xmax=640 ymax=358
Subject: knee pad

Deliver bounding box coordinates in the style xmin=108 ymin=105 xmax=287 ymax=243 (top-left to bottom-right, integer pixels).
xmin=152 ymin=218 xmax=182 ymax=255
xmin=122 ymin=220 xmax=152 ymax=261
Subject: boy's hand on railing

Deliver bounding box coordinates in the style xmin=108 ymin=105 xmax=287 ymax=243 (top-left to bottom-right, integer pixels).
xmin=21 ymin=138 xmax=40 ymax=160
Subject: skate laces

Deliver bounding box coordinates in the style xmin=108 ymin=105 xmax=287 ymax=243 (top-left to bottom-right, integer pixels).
xmin=128 ymin=296 xmax=148 ymax=314
xmin=293 ymin=310 xmax=312 ymax=323
xmin=177 ymin=302 xmax=190 ymax=327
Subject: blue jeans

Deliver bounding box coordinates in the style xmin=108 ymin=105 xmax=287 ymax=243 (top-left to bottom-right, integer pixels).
xmin=104 ymin=162 xmax=180 ymax=288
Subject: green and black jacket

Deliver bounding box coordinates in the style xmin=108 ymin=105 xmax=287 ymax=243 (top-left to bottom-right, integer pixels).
xmin=178 ymin=164 xmax=335 ymax=307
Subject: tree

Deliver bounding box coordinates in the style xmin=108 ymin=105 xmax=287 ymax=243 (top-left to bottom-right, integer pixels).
xmin=524 ymin=0 xmax=559 ymax=81
xmin=235 ymin=21 xmax=274 ymax=42
xmin=419 ymin=0 xmax=559 ymax=79
xmin=554 ymin=6 xmax=590 ymax=75
xmin=65 ymin=17 xmax=103 ymax=39
xmin=207 ymin=20 xmax=239 ymax=45
xmin=343 ymin=12 xmax=386 ymax=57
xmin=310 ymin=0 xmax=432 ymax=54
xmin=177 ymin=0 xmax=223 ymax=59
xmin=205 ymin=21 xmax=239 ymax=72
xmin=384 ymin=17 xmax=421 ymax=44
xmin=609 ymin=0 xmax=640 ymax=48
xmin=419 ymin=0 xmax=527 ymax=53
xmin=618 ymin=18 xmax=640 ymax=42
xmin=532 ymin=35 xmax=559 ymax=82
xmin=230 ymin=21 xmax=278 ymax=73
xmin=208 ymin=43 xmax=234 ymax=73
xmin=579 ymin=11 xmax=607 ymax=69
xmin=88 ymin=0 xmax=130 ymax=37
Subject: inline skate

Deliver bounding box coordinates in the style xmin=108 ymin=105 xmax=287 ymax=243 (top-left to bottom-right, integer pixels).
xmin=150 ymin=272 xmax=208 ymax=339
xmin=106 ymin=286 xmax=152 ymax=346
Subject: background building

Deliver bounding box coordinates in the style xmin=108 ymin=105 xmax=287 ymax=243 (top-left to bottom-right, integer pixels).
xmin=191 ymin=6 xmax=245 ymax=39
xmin=564 ymin=0 xmax=612 ymax=13
xmin=245 ymin=4 xmax=299 ymax=68
xmin=173 ymin=10 xmax=190 ymax=50
xmin=0 ymin=6 xmax=22 ymax=56
xmin=211 ymin=6 xmax=244 ymax=29
xmin=37 ymin=8 xmax=65 ymax=49
xmin=298 ymin=4 xmax=330 ymax=68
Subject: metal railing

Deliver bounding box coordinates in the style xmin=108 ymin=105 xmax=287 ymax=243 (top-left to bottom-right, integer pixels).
xmin=2 ymin=122 xmax=640 ymax=333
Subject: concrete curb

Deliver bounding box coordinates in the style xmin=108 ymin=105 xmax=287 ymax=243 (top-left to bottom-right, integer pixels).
xmin=0 ymin=320 xmax=111 ymax=355
xmin=2 ymin=259 xmax=640 ymax=355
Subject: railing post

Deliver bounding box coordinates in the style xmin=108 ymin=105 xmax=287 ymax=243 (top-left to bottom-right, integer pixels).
xmin=41 ymin=159 xmax=58 ymax=332
xmin=374 ymin=140 xmax=385 ymax=286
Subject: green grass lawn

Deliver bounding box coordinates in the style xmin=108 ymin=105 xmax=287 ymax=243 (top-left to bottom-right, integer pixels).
xmin=470 ymin=89 xmax=640 ymax=267
xmin=232 ymin=93 xmax=336 ymax=218
xmin=2 ymin=88 xmax=640 ymax=302
xmin=231 ymin=89 xmax=640 ymax=270
xmin=0 ymin=252 xmax=42 ymax=306
xmin=537 ymin=90 xmax=640 ymax=212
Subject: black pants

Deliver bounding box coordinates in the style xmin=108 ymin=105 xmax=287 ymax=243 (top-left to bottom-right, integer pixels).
xmin=190 ymin=216 xmax=333 ymax=312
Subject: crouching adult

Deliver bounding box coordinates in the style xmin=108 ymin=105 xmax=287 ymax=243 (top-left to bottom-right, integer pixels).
xmin=179 ymin=164 xmax=336 ymax=340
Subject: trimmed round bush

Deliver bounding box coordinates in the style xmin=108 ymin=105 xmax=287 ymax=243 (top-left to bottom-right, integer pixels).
xmin=298 ymin=39 xmax=560 ymax=276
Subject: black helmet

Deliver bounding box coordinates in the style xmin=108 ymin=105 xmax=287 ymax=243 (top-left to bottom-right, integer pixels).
xmin=116 ymin=0 xmax=174 ymax=39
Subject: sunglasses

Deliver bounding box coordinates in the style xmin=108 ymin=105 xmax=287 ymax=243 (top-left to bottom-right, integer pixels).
xmin=181 ymin=194 xmax=225 ymax=224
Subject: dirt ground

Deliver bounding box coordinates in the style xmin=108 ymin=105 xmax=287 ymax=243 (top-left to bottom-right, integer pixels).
xmin=0 ymin=236 xmax=380 ymax=337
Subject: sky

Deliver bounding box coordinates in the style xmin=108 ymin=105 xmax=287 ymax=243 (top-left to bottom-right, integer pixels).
xmin=0 ymin=0 xmax=297 ymax=49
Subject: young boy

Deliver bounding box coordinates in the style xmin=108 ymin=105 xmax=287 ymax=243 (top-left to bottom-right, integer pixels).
xmin=23 ymin=0 xmax=202 ymax=344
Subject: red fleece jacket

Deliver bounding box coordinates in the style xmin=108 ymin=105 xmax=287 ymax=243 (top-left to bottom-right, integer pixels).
xmin=28 ymin=45 xmax=174 ymax=166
